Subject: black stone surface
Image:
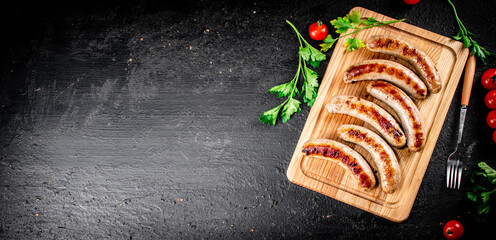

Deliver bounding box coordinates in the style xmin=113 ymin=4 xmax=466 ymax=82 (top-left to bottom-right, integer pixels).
xmin=1 ymin=0 xmax=495 ymax=239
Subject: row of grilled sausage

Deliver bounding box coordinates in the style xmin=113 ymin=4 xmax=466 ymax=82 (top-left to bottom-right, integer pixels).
xmin=301 ymin=35 xmax=442 ymax=194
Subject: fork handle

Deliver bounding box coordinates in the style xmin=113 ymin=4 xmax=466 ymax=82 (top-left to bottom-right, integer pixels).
xmin=457 ymin=106 xmax=466 ymax=145
xmin=461 ymin=55 xmax=476 ymax=106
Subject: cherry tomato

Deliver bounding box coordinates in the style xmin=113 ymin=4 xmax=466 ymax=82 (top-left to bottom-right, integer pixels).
xmin=485 ymin=89 xmax=496 ymax=109
xmin=443 ymin=220 xmax=464 ymax=240
xmin=493 ymin=130 xmax=496 ymax=144
xmin=488 ymin=110 xmax=496 ymax=129
xmin=481 ymin=68 xmax=496 ymax=89
xmin=404 ymin=0 xmax=420 ymax=5
xmin=309 ymin=21 xmax=328 ymax=41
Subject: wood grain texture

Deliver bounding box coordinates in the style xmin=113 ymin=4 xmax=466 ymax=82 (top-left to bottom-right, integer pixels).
xmin=286 ymin=7 xmax=469 ymax=222
xmin=461 ymin=55 xmax=476 ymax=106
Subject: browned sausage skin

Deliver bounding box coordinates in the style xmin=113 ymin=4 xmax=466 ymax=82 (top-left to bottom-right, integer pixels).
xmin=344 ymin=59 xmax=428 ymax=99
xmin=302 ymin=139 xmax=376 ymax=190
xmin=337 ymin=124 xmax=401 ymax=193
xmin=326 ymin=95 xmax=406 ymax=148
xmin=366 ymin=35 xmax=442 ymax=93
xmin=366 ymin=81 xmax=425 ymax=151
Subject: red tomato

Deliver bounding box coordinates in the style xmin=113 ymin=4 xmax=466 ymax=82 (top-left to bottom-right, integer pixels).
xmin=481 ymin=68 xmax=496 ymax=89
xmin=404 ymin=0 xmax=420 ymax=5
xmin=493 ymin=130 xmax=496 ymax=144
xmin=488 ymin=110 xmax=496 ymax=129
xmin=443 ymin=220 xmax=464 ymax=240
xmin=309 ymin=21 xmax=328 ymax=41
xmin=485 ymin=90 xmax=496 ymax=109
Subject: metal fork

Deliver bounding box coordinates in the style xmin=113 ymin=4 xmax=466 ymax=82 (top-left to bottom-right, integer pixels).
xmin=446 ymin=55 xmax=476 ymax=189
xmin=446 ymin=106 xmax=465 ymax=189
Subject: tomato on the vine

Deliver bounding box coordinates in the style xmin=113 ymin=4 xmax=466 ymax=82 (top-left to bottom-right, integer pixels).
xmin=485 ymin=89 xmax=496 ymax=109
xmin=488 ymin=110 xmax=496 ymax=129
xmin=481 ymin=68 xmax=496 ymax=89
xmin=404 ymin=0 xmax=420 ymax=5
xmin=309 ymin=21 xmax=328 ymax=41
xmin=443 ymin=220 xmax=464 ymax=240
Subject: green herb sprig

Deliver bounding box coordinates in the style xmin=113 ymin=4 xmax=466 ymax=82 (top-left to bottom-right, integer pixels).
xmin=447 ymin=0 xmax=495 ymax=63
xmin=259 ymin=20 xmax=326 ymax=126
xmin=320 ymin=11 xmax=405 ymax=52
xmin=467 ymin=162 xmax=496 ymax=222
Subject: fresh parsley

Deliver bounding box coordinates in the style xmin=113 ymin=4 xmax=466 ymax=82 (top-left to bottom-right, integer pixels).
xmin=467 ymin=162 xmax=496 ymax=222
xmin=447 ymin=0 xmax=495 ymax=64
xmin=320 ymin=11 xmax=405 ymax=52
xmin=259 ymin=20 xmax=326 ymax=126
xmin=260 ymin=12 xmax=404 ymax=125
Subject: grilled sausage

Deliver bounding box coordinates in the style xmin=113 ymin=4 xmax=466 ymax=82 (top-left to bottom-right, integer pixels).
xmin=344 ymin=59 xmax=428 ymax=99
xmin=366 ymin=81 xmax=425 ymax=151
xmin=302 ymin=138 xmax=376 ymax=190
xmin=366 ymin=35 xmax=442 ymax=93
xmin=326 ymin=95 xmax=406 ymax=148
xmin=337 ymin=124 xmax=401 ymax=193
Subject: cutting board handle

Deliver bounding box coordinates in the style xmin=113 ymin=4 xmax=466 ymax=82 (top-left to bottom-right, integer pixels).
xmin=461 ymin=55 xmax=476 ymax=106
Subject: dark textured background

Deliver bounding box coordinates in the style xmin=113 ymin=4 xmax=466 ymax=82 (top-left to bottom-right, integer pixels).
xmin=1 ymin=0 xmax=495 ymax=239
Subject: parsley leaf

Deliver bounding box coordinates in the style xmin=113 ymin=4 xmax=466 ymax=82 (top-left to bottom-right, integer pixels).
xmin=300 ymin=45 xmax=326 ymax=68
xmin=260 ymin=20 xmax=325 ymax=125
xmin=309 ymin=46 xmax=326 ymax=62
xmin=299 ymin=47 xmax=311 ymax=62
xmin=320 ymin=35 xmax=338 ymax=53
xmin=269 ymin=81 xmax=294 ymax=98
xmin=447 ymin=0 xmax=495 ymax=64
xmin=331 ymin=16 xmax=352 ymax=34
xmin=302 ymin=65 xmax=319 ymax=106
xmin=481 ymin=191 xmax=492 ymax=204
xmin=344 ymin=38 xmax=365 ymax=52
xmin=467 ymin=162 xmax=496 ymax=222
xmin=461 ymin=35 xmax=472 ymax=48
xmin=281 ymin=98 xmax=301 ymax=123
xmin=321 ymin=11 xmax=405 ymax=53
xmin=363 ymin=17 xmax=379 ymax=26
xmin=480 ymin=162 xmax=496 ymax=182
xmin=346 ymin=11 xmax=362 ymax=28
xmin=467 ymin=191 xmax=477 ymax=202
xmin=479 ymin=205 xmax=490 ymax=215
xmin=259 ymin=104 xmax=284 ymax=126
xmin=300 ymin=45 xmax=326 ymax=62
xmin=452 ymin=33 xmax=462 ymax=41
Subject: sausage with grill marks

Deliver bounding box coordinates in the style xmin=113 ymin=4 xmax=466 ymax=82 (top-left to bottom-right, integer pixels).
xmin=301 ymin=138 xmax=376 ymax=190
xmin=366 ymin=35 xmax=442 ymax=93
xmin=344 ymin=59 xmax=428 ymax=99
xmin=366 ymin=81 xmax=425 ymax=151
xmin=326 ymin=95 xmax=406 ymax=148
xmin=337 ymin=124 xmax=401 ymax=193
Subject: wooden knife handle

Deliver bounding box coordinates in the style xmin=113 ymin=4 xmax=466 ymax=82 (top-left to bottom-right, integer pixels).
xmin=461 ymin=55 xmax=476 ymax=106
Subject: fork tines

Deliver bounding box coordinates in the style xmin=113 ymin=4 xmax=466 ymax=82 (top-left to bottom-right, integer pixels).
xmin=446 ymin=159 xmax=463 ymax=189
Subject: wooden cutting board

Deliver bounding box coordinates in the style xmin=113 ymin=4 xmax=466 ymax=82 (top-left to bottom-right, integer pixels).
xmin=286 ymin=7 xmax=469 ymax=222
